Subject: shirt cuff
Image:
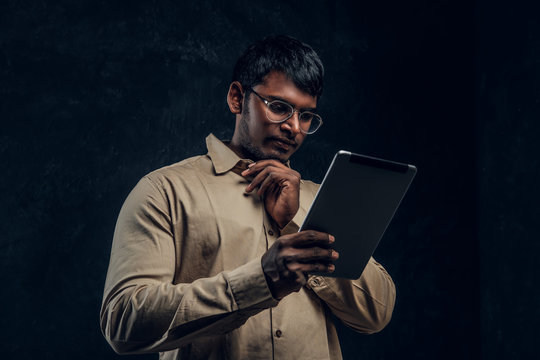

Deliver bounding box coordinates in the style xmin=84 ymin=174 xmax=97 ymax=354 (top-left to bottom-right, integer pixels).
xmin=305 ymin=275 xmax=344 ymax=304
xmin=306 ymin=275 xmax=329 ymax=290
xmin=279 ymin=209 xmax=304 ymax=235
xmin=226 ymin=258 xmax=279 ymax=311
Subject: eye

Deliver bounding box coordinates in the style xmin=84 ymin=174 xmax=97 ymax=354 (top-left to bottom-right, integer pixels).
xmin=268 ymin=101 xmax=291 ymax=116
xmin=300 ymin=112 xmax=314 ymax=122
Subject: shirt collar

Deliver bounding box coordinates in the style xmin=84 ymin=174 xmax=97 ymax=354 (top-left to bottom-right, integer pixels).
xmin=205 ymin=133 xmax=291 ymax=175
xmin=206 ymin=133 xmax=253 ymax=175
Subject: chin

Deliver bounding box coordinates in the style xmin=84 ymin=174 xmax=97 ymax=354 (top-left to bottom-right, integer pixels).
xmin=264 ymin=147 xmax=293 ymax=162
xmin=264 ymin=153 xmax=289 ymax=163
xmin=255 ymin=150 xmax=288 ymax=163
xmin=241 ymin=140 xmax=293 ymax=163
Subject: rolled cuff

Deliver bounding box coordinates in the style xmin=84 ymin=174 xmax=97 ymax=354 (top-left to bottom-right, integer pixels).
xmin=279 ymin=210 xmax=304 ymax=235
xmin=226 ymin=258 xmax=279 ymax=311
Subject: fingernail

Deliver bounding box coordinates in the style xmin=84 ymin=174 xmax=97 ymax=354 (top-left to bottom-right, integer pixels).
xmin=248 ymin=163 xmax=255 ymax=168
xmin=329 ymin=235 xmax=335 ymax=243
xmin=241 ymin=169 xmax=248 ymax=175
xmin=328 ymin=264 xmax=335 ymax=272
xmin=332 ymin=251 xmax=339 ymax=260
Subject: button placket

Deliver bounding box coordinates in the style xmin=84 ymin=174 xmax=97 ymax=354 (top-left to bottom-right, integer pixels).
xmin=262 ymin=211 xmax=277 ymax=247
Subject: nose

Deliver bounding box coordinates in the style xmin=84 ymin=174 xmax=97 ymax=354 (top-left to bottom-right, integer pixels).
xmin=280 ymin=110 xmax=302 ymax=136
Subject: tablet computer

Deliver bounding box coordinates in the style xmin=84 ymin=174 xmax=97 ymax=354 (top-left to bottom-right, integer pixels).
xmin=300 ymin=151 xmax=417 ymax=279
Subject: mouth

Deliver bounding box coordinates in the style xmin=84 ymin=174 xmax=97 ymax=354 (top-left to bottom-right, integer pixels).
xmin=269 ymin=137 xmax=297 ymax=151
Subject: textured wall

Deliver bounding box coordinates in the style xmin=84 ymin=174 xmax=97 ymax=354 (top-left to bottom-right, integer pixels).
xmin=476 ymin=1 xmax=540 ymax=358
xmin=1 ymin=0 xmax=537 ymax=359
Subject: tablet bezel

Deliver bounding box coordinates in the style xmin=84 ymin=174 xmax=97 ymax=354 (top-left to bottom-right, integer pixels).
xmin=299 ymin=150 xmax=417 ymax=279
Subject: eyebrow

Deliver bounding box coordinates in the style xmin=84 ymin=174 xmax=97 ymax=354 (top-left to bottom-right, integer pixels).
xmin=266 ymin=94 xmax=318 ymax=112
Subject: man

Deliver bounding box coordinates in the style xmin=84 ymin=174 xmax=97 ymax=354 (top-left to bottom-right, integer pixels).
xmin=101 ymin=35 xmax=395 ymax=359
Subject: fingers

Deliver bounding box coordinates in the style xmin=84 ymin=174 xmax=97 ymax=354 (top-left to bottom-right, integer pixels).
xmin=243 ymin=166 xmax=300 ymax=194
xmin=286 ymin=261 xmax=336 ymax=274
xmin=257 ymin=170 xmax=298 ymax=197
xmin=279 ymin=230 xmax=335 ymax=248
xmin=247 ymin=159 xmax=292 ymax=173
xmin=276 ymin=247 xmax=337 ymax=275
xmin=261 ymin=230 xmax=338 ymax=298
xmin=281 ymin=245 xmax=338 ymax=262
xmin=279 ymin=236 xmax=339 ymax=274
xmin=246 ymin=166 xmax=279 ymax=193
xmin=241 ymin=161 xmax=300 ymax=193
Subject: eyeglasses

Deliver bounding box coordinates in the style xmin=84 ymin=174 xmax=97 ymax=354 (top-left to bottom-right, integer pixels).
xmin=250 ymin=89 xmax=323 ymax=134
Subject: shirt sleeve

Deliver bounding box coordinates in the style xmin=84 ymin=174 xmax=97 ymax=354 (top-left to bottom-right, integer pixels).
xmin=100 ymin=176 xmax=278 ymax=354
xmin=307 ymin=258 xmax=396 ymax=334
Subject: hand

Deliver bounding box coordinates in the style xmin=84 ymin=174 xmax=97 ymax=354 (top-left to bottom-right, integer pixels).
xmin=242 ymin=160 xmax=301 ymax=229
xmin=261 ymin=230 xmax=339 ymax=300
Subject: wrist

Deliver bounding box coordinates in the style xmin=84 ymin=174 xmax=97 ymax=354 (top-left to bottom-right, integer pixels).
xmin=262 ymin=270 xmax=283 ymax=300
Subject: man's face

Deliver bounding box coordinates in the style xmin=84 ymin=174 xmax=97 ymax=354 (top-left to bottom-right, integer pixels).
xmin=234 ymin=71 xmax=317 ymax=163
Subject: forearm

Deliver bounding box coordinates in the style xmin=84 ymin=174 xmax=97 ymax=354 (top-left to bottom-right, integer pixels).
xmin=101 ymin=176 xmax=278 ymax=354
xmin=100 ymin=258 xmax=277 ymax=354
xmin=309 ymin=257 xmax=396 ymax=333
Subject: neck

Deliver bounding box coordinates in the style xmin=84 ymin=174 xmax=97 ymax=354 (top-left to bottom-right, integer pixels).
xmin=225 ymin=141 xmax=249 ymax=160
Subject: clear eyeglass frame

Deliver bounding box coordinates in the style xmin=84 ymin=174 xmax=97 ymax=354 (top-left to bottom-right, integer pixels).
xmin=250 ymin=88 xmax=323 ymax=134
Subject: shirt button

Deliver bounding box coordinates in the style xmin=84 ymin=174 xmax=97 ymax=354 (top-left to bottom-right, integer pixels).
xmin=268 ymin=229 xmax=274 ymax=236
xmin=275 ymin=329 xmax=282 ymax=338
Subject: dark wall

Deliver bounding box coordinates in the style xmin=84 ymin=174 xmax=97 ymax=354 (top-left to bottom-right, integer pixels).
xmin=0 ymin=1 xmax=537 ymax=359
xmin=476 ymin=1 xmax=540 ymax=358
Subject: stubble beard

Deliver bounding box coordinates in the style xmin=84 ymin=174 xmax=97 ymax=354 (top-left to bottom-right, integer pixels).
xmin=238 ymin=108 xmax=286 ymax=163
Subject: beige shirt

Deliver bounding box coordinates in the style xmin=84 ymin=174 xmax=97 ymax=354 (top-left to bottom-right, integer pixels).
xmin=100 ymin=134 xmax=396 ymax=360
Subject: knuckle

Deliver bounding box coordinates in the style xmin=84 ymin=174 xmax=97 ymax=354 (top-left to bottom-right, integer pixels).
xmin=288 ymin=263 xmax=301 ymax=272
xmin=283 ymin=254 xmax=297 ymax=263
xmin=328 ymin=264 xmax=335 ymax=272
xmin=278 ymin=235 xmax=291 ymax=247
xmin=306 ymin=230 xmax=318 ymax=240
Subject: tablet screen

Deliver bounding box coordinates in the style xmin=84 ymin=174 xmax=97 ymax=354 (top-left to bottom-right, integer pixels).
xmin=300 ymin=151 xmax=416 ymax=279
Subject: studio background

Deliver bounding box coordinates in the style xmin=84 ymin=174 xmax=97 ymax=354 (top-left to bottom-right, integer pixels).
xmin=1 ymin=1 xmax=539 ymax=359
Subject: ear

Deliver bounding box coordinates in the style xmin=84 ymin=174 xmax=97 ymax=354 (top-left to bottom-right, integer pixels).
xmin=227 ymin=81 xmax=245 ymax=114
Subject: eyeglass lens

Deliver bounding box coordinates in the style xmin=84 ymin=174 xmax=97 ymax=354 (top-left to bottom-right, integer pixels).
xmin=266 ymin=100 xmax=321 ymax=134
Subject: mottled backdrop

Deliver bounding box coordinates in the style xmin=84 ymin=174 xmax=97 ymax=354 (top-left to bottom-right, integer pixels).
xmin=1 ymin=0 xmax=539 ymax=359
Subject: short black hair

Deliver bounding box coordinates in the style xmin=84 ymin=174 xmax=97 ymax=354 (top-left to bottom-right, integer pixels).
xmin=232 ymin=35 xmax=324 ymax=98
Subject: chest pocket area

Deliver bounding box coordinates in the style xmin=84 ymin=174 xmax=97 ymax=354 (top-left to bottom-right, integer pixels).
xmin=176 ymin=180 xmax=266 ymax=278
